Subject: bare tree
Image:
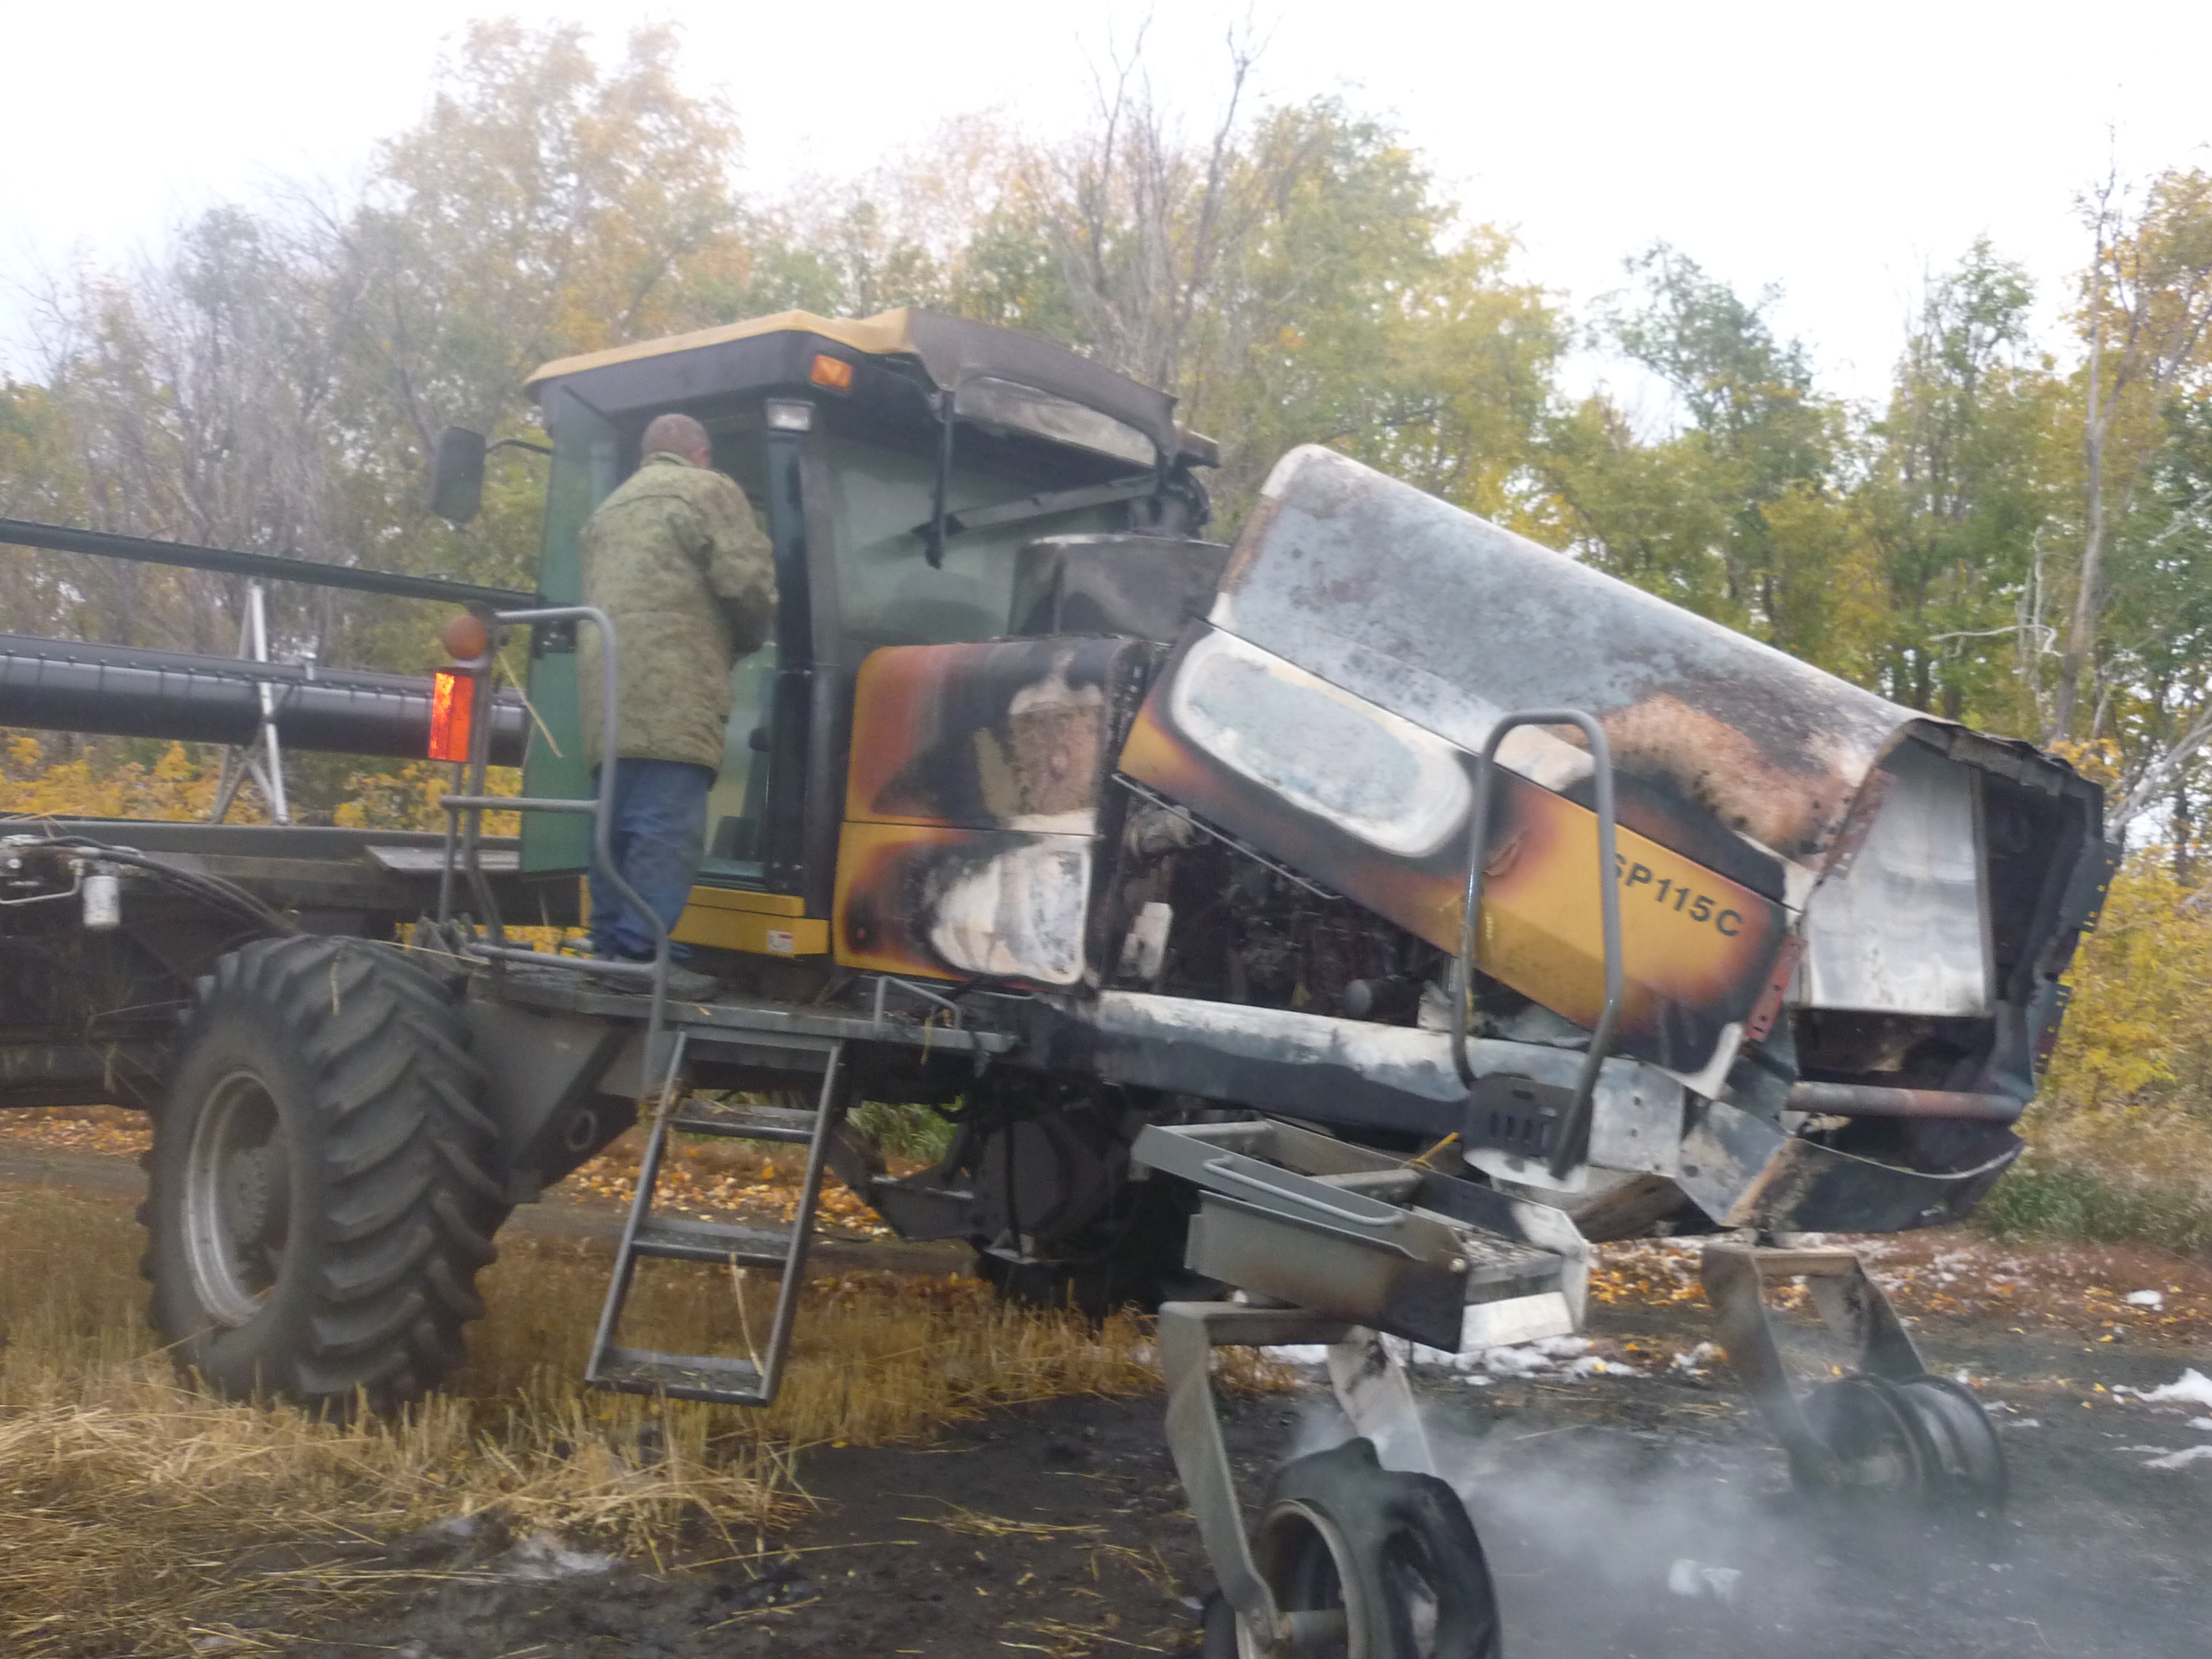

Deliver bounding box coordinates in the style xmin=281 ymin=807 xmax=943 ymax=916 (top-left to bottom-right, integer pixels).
xmin=1037 ymin=22 xmax=1271 ymax=393
xmin=24 ymin=207 xmax=350 ymax=657
xmin=2051 ymin=168 xmax=2212 ymax=743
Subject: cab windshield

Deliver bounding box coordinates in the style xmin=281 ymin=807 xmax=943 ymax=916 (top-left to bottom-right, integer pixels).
xmin=823 ymin=429 xmax=1133 ymax=666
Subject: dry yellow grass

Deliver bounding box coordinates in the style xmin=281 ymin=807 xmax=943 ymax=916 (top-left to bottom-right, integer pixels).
xmin=0 ymin=1182 xmax=1272 ymax=1658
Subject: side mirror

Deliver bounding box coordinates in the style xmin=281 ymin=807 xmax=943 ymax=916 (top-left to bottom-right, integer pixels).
xmin=430 ymin=426 xmax=487 ymax=525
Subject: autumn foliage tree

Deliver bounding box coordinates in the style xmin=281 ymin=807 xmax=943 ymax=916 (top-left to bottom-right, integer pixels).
xmin=5 ymin=20 xmax=2212 ymax=869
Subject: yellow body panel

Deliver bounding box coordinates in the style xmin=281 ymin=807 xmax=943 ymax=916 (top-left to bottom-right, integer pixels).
xmin=830 ymin=819 xmax=964 ymax=979
xmin=527 ymin=308 xmax=922 ymax=390
xmin=1428 ymin=783 xmax=1774 ymax=1038
xmin=683 ymin=886 xmax=809 ymax=917
xmin=672 ymin=884 xmax=826 ymax=958
xmin=1119 ymin=692 xmax=1782 ymax=1073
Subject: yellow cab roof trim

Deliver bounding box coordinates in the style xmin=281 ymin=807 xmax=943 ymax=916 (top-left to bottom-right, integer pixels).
xmin=525 ymin=308 xmax=921 ymax=391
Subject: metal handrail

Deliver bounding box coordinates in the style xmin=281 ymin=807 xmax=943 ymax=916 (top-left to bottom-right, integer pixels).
xmin=1449 ymin=709 xmax=1624 ymax=1181
xmin=437 ymin=604 xmax=672 ymax=1059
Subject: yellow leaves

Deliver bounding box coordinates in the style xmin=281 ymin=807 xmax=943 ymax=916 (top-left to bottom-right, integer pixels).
xmin=2044 ymin=737 xmax=2123 ymax=794
xmin=329 ymin=761 xmax=520 ymax=835
xmin=0 ymin=735 xmax=232 ymax=823
xmin=376 ymin=20 xmax=747 ymax=368
xmin=2040 ymin=855 xmax=2212 ymax=1113
xmin=1 ymin=732 xmax=523 ymax=834
xmin=1759 ymin=483 xmax=1884 ymax=675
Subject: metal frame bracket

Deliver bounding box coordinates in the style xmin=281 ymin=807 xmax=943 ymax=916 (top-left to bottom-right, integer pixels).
xmin=1700 ymin=1242 xmax=1926 ymax=1482
xmin=1158 ymin=1303 xmax=1439 ymax=1657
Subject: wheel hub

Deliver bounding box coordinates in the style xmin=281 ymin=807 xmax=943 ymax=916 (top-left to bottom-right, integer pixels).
xmin=181 ymin=1071 xmax=291 ymax=1328
xmin=220 ymin=1146 xmax=287 ymax=1251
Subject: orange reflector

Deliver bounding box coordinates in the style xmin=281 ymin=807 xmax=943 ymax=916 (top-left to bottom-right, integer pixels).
xmin=809 ymin=353 xmax=854 ymax=391
xmin=442 ymin=612 xmax=491 ymax=661
xmin=428 ymin=669 xmax=476 ymax=762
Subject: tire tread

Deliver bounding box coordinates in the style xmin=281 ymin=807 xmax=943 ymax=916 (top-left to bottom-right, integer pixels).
xmin=147 ymin=935 xmax=507 ymax=1413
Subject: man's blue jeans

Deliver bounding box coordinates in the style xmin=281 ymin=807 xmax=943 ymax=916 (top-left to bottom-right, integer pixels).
xmin=587 ymin=758 xmax=715 ymax=961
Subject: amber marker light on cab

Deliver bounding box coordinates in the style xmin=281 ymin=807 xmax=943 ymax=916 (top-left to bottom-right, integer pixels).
xmin=808 ymin=353 xmax=854 ymax=391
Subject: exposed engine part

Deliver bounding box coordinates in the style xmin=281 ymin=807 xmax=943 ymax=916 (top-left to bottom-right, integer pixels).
xmin=1108 ymin=800 xmax=1446 ymax=1025
xmin=1116 ymin=899 xmax=1173 ymax=983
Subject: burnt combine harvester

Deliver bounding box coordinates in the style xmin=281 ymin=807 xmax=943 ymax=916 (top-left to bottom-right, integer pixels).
xmin=1 ymin=308 xmax=2113 ymax=1658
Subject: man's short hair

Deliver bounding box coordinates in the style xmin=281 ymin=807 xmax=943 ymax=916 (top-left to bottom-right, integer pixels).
xmin=642 ymin=412 xmax=710 ymax=459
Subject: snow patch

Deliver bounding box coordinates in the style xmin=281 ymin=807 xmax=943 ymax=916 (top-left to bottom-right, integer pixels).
xmin=2141 ymin=1368 xmax=2212 ymax=1408
xmin=2145 ymin=1444 xmax=2212 ymax=1470
xmin=1564 ymin=1355 xmax=1635 ymax=1379
xmin=1481 ymin=1344 xmax=1555 ymax=1376
xmin=1261 ymin=1324 xmax=1644 ymax=1381
xmin=1666 ymin=1558 xmax=1742 ymax=1607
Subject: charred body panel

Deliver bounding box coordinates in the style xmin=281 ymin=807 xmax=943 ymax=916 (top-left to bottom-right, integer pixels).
xmin=1009 ymin=535 xmax=1229 ymax=644
xmin=1677 ymin=1096 xmax=2022 ymax=1233
xmin=1123 ymin=447 xmax=2108 ymax=1109
xmin=1200 ymin=450 xmax=2103 ymax=1025
xmin=836 ymin=821 xmax=1095 ymax=985
xmin=1121 ymin=627 xmax=1786 ymax=1078
xmin=1795 ymin=736 xmax=1990 ymax=1015
xmin=834 ymin=636 xmax=1159 ymax=987
xmin=844 ymin=636 xmax=1160 ymax=833
xmin=1208 ymin=447 xmax=1921 ymax=874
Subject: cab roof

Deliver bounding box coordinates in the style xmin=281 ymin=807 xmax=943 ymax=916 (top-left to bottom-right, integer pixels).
xmin=527 ymin=306 xmax=1214 ymax=465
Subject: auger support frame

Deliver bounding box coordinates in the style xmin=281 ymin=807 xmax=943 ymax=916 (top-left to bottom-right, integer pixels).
xmin=1161 ymin=1304 xmax=1447 ymax=1656
xmin=1701 ymin=1241 xmax=2006 ymax=1505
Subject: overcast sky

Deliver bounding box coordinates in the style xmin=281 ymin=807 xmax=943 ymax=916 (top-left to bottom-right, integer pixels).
xmin=6 ymin=0 xmax=2210 ymax=409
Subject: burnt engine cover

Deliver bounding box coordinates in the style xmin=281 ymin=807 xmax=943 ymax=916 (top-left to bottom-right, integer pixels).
xmin=834 ymin=634 xmax=1162 ymax=988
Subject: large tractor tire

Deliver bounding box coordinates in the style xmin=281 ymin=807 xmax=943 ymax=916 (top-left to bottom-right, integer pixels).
xmin=144 ymin=936 xmax=506 ymax=1413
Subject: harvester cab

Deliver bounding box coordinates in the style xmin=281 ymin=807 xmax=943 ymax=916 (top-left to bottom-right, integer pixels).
xmin=433 ymin=308 xmax=1223 ymax=960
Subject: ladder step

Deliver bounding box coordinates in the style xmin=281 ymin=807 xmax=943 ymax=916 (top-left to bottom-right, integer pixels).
xmin=632 ymin=1216 xmax=794 ymax=1267
xmin=592 ymin=1347 xmax=768 ymax=1405
xmin=585 ymin=1031 xmax=849 ymax=1411
xmin=668 ymin=1101 xmax=819 ymax=1143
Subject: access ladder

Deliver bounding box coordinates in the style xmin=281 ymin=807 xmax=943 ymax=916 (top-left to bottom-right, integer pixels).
xmin=583 ymin=1029 xmax=853 ymax=1405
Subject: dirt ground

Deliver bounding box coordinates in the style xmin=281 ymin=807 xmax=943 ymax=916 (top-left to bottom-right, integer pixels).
xmin=258 ymin=1312 xmax=2210 ymax=1659
xmin=4 ymin=1113 xmax=2209 ymax=1658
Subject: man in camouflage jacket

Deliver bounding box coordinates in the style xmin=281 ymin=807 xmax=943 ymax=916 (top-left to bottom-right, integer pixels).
xmin=578 ymin=411 xmax=776 ymax=983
